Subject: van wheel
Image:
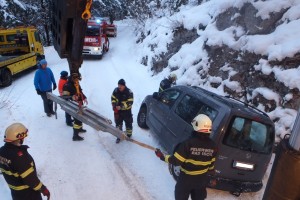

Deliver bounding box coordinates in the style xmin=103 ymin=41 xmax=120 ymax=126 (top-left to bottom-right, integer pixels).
xmin=1 ymin=69 xmax=12 ymax=87
xmin=169 ymin=163 xmax=180 ymax=181
xmin=137 ymin=107 xmax=148 ymax=129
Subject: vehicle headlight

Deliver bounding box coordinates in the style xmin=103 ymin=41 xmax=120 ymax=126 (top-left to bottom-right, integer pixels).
xmin=233 ymin=161 xmax=254 ymax=171
xmin=93 ymin=47 xmax=99 ymax=51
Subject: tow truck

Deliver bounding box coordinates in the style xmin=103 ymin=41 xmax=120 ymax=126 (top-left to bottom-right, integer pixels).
xmin=0 ymin=26 xmax=44 ymax=86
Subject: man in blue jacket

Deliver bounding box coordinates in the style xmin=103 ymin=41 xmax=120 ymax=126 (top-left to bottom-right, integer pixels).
xmin=34 ymin=59 xmax=57 ymax=117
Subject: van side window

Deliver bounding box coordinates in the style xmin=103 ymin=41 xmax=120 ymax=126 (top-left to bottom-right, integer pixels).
xmin=224 ymin=117 xmax=273 ymax=154
xmin=175 ymin=95 xmax=217 ymax=123
xmin=159 ymin=89 xmax=181 ymax=107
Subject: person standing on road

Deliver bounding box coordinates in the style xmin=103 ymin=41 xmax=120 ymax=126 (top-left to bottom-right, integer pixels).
xmin=62 ymin=73 xmax=87 ymax=141
xmin=58 ymin=70 xmax=73 ymax=127
xmin=111 ymin=79 xmax=134 ymax=143
xmin=0 ymin=123 xmax=50 ymax=200
xmin=34 ymin=59 xmax=57 ymax=117
xmin=159 ymin=73 xmax=177 ymax=92
xmin=155 ymin=114 xmax=217 ymax=200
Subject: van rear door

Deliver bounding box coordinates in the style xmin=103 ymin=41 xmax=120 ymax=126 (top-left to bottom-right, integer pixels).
xmin=215 ymin=116 xmax=274 ymax=183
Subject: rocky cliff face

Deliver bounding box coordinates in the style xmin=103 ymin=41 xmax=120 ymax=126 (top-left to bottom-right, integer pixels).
xmin=146 ymin=2 xmax=300 ymax=110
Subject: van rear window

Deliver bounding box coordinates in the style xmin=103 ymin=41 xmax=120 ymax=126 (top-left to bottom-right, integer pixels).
xmin=223 ymin=117 xmax=274 ymax=154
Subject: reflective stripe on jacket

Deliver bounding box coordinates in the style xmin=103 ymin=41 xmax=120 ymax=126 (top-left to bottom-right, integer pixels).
xmin=111 ymin=87 xmax=134 ymax=111
xmin=165 ymin=131 xmax=217 ymax=176
xmin=0 ymin=143 xmax=43 ymax=192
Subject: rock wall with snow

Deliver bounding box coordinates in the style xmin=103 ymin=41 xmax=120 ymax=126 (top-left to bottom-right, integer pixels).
xmin=137 ymin=0 xmax=300 ymax=138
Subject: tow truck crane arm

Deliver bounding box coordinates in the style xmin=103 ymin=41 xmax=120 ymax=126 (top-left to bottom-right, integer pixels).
xmin=49 ymin=0 xmax=127 ymax=140
xmin=48 ymin=0 xmax=160 ymax=150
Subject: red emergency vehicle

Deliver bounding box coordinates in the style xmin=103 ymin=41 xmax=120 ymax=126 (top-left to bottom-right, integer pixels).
xmin=82 ymin=18 xmax=109 ymax=59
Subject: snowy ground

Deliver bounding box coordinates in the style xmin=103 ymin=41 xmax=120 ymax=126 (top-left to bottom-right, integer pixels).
xmin=0 ymin=21 xmax=272 ymax=200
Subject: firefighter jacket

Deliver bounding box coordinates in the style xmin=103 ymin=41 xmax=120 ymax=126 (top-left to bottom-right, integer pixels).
xmin=62 ymin=78 xmax=86 ymax=101
xmin=0 ymin=143 xmax=44 ymax=197
xmin=111 ymin=87 xmax=134 ymax=111
xmin=164 ymin=131 xmax=217 ymax=176
xmin=159 ymin=78 xmax=173 ymax=92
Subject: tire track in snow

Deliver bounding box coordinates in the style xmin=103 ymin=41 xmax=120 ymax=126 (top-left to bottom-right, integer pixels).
xmin=96 ymin=135 xmax=155 ymax=200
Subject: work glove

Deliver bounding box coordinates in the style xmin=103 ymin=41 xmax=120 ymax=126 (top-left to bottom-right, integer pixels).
xmin=53 ymin=84 xmax=57 ymax=91
xmin=40 ymin=185 xmax=50 ymax=200
xmin=83 ymin=98 xmax=88 ymax=105
xmin=116 ymin=105 xmax=122 ymax=110
xmin=155 ymin=148 xmax=165 ymax=161
xmin=36 ymin=89 xmax=41 ymax=95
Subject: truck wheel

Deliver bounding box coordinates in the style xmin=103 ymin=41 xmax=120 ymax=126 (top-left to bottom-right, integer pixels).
xmin=169 ymin=163 xmax=180 ymax=181
xmin=137 ymin=106 xmax=148 ymax=129
xmin=1 ymin=69 xmax=12 ymax=87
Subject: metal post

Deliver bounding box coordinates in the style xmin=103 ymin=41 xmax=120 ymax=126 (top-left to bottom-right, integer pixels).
xmin=263 ymin=109 xmax=300 ymax=200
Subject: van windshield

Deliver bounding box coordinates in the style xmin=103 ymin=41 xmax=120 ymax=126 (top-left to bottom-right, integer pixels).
xmin=223 ymin=117 xmax=274 ymax=154
xmin=86 ymin=26 xmax=100 ymax=36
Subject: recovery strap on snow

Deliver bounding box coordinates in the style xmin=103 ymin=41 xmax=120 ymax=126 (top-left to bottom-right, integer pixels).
xmin=126 ymin=138 xmax=157 ymax=151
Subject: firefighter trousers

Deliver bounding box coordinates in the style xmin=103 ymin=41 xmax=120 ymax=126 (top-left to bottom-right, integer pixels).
xmin=114 ymin=110 xmax=133 ymax=135
xmin=175 ymin=174 xmax=208 ymax=200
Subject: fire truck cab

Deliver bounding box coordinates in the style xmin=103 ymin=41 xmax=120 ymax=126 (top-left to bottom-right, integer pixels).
xmin=82 ymin=18 xmax=109 ymax=59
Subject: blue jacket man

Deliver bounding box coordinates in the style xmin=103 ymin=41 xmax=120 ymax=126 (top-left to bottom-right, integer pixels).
xmin=34 ymin=59 xmax=57 ymax=117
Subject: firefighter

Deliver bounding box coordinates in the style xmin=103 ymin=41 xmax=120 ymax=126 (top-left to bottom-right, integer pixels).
xmin=62 ymin=73 xmax=88 ymax=141
xmin=0 ymin=123 xmax=50 ymax=200
xmin=111 ymin=79 xmax=134 ymax=143
xmin=159 ymin=73 xmax=177 ymax=92
xmin=58 ymin=70 xmax=73 ymax=127
xmin=155 ymin=114 xmax=217 ymax=200
xmin=34 ymin=59 xmax=57 ymax=117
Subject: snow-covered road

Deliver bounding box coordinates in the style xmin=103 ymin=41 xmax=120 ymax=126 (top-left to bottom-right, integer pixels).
xmin=0 ymin=21 xmax=271 ymax=200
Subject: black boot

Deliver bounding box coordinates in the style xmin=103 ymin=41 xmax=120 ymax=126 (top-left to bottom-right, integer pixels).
xmin=73 ymin=130 xmax=84 ymax=141
xmin=79 ymin=128 xmax=87 ymax=133
xmin=116 ymin=138 xmax=121 ymax=143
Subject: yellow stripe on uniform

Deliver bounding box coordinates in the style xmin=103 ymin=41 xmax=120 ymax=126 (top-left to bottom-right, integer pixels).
xmin=20 ymin=167 xmax=34 ymax=178
xmin=185 ymin=157 xmax=215 ymax=166
xmin=180 ymin=167 xmax=209 ymax=175
xmin=73 ymin=124 xmax=82 ymax=129
xmin=0 ymin=168 xmax=19 ymax=177
xmin=174 ymin=152 xmax=186 ymax=162
xmin=8 ymin=184 xmax=30 ymax=190
xmin=165 ymin=155 xmax=170 ymax=163
xmin=33 ymin=182 xmax=43 ymax=191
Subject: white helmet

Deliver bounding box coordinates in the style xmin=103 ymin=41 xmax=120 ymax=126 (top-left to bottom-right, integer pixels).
xmin=191 ymin=114 xmax=212 ymax=133
xmin=4 ymin=123 xmax=28 ymax=142
xmin=168 ymin=73 xmax=177 ymax=82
